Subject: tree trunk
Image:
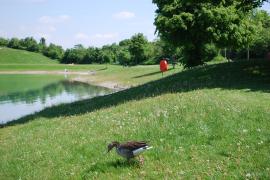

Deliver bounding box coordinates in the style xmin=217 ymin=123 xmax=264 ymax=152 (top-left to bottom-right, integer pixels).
xmin=247 ymin=44 xmax=250 ymax=61
xmin=185 ymin=44 xmax=203 ymax=67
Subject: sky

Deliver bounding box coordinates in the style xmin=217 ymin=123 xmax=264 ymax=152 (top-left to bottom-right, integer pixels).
xmin=0 ymin=0 xmax=269 ymax=49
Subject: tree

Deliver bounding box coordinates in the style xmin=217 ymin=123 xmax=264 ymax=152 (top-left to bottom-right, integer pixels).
xmin=61 ymin=45 xmax=87 ymax=64
xmin=81 ymin=47 xmax=96 ymax=64
xmin=153 ymin=0 xmax=267 ymax=67
xmin=118 ymin=48 xmax=131 ymax=65
xmin=22 ymin=37 xmax=39 ymax=52
xmin=0 ymin=37 xmax=8 ymax=46
xmin=40 ymin=37 xmax=46 ymax=46
xmin=235 ymin=10 xmax=270 ymax=59
xmin=101 ymin=44 xmax=118 ymax=64
xmin=43 ymin=43 xmax=64 ymax=60
xmin=250 ymin=10 xmax=270 ymax=58
xmin=129 ymin=33 xmax=148 ymax=65
xmin=39 ymin=37 xmax=47 ymax=52
xmin=7 ymin=38 xmax=21 ymax=49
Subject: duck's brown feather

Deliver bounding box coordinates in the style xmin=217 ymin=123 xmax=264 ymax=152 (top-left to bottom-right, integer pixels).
xmin=119 ymin=141 xmax=148 ymax=151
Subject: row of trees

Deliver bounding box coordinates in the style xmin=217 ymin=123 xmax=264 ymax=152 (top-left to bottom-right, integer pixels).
xmin=0 ymin=8 xmax=269 ymax=67
xmin=0 ymin=34 xmax=167 ymax=65
xmin=60 ymin=33 xmax=173 ymax=65
xmin=0 ymin=37 xmax=64 ymax=60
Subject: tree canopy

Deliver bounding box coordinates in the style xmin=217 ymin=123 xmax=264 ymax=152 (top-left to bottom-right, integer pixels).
xmin=153 ymin=0 xmax=268 ymax=67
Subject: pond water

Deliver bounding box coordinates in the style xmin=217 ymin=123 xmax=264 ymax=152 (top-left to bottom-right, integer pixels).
xmin=0 ymin=74 xmax=113 ymax=124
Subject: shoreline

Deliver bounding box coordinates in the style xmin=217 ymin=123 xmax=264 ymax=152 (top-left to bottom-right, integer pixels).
xmin=70 ymin=76 xmax=129 ymax=91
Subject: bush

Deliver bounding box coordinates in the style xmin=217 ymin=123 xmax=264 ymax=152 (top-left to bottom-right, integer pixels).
xmin=0 ymin=38 xmax=8 ymax=46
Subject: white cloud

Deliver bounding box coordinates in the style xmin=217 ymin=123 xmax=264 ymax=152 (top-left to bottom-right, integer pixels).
xmin=37 ymin=33 xmax=51 ymax=39
xmin=35 ymin=25 xmax=56 ymax=32
xmin=74 ymin=32 xmax=119 ymax=47
xmin=92 ymin=33 xmax=119 ymax=39
xmin=38 ymin=15 xmax=70 ymax=24
xmin=0 ymin=30 xmax=7 ymax=37
xmin=48 ymin=26 xmax=56 ymax=32
xmin=113 ymin=11 xmax=135 ymax=20
xmin=75 ymin=33 xmax=90 ymax=40
xmin=75 ymin=32 xmax=118 ymax=40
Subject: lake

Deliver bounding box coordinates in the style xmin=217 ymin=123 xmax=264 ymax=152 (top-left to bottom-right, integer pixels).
xmin=0 ymin=74 xmax=112 ymax=124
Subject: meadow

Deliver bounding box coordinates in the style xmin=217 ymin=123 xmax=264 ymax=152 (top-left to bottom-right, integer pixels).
xmin=0 ymin=57 xmax=269 ymax=179
xmin=0 ymin=47 xmax=57 ymax=65
xmin=0 ymin=48 xmax=181 ymax=87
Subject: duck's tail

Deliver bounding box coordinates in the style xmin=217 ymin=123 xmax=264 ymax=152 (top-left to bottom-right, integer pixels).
xmin=132 ymin=146 xmax=153 ymax=156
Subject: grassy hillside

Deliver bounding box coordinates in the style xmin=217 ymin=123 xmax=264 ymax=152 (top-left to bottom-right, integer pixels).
xmin=0 ymin=47 xmax=58 ymax=64
xmin=0 ymin=60 xmax=270 ymax=179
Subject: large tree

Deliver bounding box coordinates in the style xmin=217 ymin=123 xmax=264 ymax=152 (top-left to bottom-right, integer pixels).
xmin=129 ymin=33 xmax=148 ymax=65
xmin=153 ymin=0 xmax=267 ymax=67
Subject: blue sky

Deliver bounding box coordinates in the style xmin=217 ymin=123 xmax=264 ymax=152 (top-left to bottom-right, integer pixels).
xmin=0 ymin=0 xmax=269 ymax=48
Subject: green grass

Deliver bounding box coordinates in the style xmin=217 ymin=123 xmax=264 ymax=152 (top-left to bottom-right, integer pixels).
xmin=0 ymin=60 xmax=269 ymax=179
xmin=0 ymin=47 xmax=181 ymax=87
xmin=0 ymin=47 xmax=58 ymax=64
xmin=0 ymin=64 xmax=181 ymax=87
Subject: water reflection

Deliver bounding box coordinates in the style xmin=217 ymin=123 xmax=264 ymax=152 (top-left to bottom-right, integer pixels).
xmin=0 ymin=80 xmax=112 ymax=124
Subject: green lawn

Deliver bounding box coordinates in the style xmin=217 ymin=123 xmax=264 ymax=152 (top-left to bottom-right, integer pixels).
xmin=0 ymin=47 xmax=182 ymax=87
xmin=0 ymin=47 xmax=58 ymax=64
xmin=0 ymin=60 xmax=269 ymax=179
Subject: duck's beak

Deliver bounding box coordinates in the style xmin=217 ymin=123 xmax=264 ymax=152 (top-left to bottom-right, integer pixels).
xmin=107 ymin=145 xmax=113 ymax=153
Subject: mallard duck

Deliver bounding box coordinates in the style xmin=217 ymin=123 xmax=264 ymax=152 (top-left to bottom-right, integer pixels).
xmin=107 ymin=141 xmax=152 ymax=161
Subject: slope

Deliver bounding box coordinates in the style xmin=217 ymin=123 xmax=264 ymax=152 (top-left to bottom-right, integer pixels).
xmin=0 ymin=60 xmax=270 ymax=179
xmin=0 ymin=47 xmax=58 ymax=64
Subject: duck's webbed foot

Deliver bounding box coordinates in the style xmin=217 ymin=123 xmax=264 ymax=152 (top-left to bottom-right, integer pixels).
xmin=139 ymin=156 xmax=144 ymax=165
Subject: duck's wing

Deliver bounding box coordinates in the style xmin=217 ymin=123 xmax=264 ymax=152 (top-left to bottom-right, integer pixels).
xmin=119 ymin=141 xmax=149 ymax=151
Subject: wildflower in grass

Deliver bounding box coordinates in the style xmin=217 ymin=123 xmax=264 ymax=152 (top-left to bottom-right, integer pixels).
xmin=156 ymin=110 xmax=161 ymax=117
xmin=242 ymin=129 xmax=248 ymax=133
xmin=163 ymin=110 xmax=169 ymax=118
xmin=246 ymin=173 xmax=251 ymax=178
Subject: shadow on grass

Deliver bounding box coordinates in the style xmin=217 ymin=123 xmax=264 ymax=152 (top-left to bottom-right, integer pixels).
xmin=132 ymin=68 xmax=174 ymax=79
xmin=82 ymin=159 xmax=140 ymax=177
xmin=95 ymin=67 xmax=108 ymax=71
xmin=2 ymin=60 xmax=270 ymax=128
